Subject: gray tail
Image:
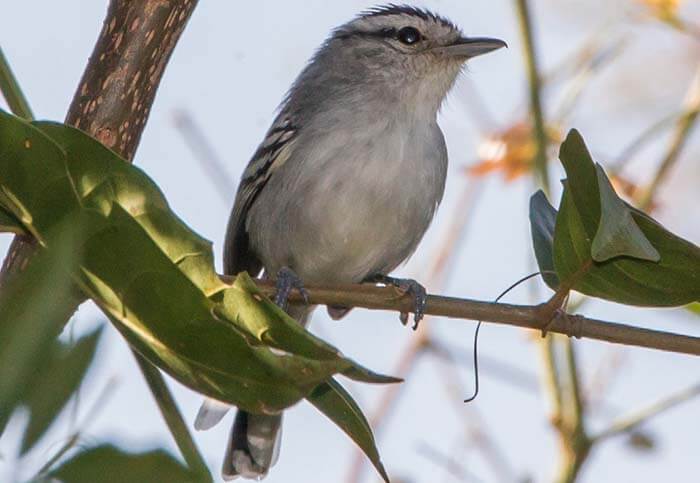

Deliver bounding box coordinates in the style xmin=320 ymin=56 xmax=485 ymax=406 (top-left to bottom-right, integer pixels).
xmin=222 ymin=410 xmax=283 ymax=480
xmin=223 ymin=304 xmax=312 ymax=480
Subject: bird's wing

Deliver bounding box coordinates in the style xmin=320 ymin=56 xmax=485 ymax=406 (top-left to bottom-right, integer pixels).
xmin=224 ymin=118 xmax=297 ymax=276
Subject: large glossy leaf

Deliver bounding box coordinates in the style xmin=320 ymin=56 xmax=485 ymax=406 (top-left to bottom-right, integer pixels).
xmin=20 ymin=327 xmax=103 ymax=453
xmin=541 ymin=129 xmax=700 ymax=306
xmin=33 ymin=120 xmax=225 ymax=298
xmin=308 ymin=379 xmax=390 ymax=483
xmin=48 ymin=445 xmax=197 ymax=483
xmin=0 ymin=110 xmax=393 ymax=477
xmin=0 ymin=226 xmax=79 ymax=435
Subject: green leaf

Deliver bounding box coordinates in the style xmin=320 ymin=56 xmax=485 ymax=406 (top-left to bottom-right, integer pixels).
xmin=221 ymin=273 xmax=402 ymax=385
xmin=551 ymin=129 xmax=700 ymax=306
xmin=48 ymin=445 xmax=198 ymax=483
xmin=0 ymin=204 xmax=25 ymax=234
xmin=308 ymin=379 xmax=390 ymax=483
xmin=0 ymin=111 xmax=78 ymax=244
xmin=529 ymin=190 xmax=560 ymax=289
xmin=0 ymin=110 xmax=395 ymax=426
xmin=33 ymin=120 xmax=225 ymax=298
xmin=0 ymin=224 xmax=80 ymax=435
xmin=591 ymin=164 xmax=659 ymax=262
xmin=20 ymin=327 xmax=103 ymax=453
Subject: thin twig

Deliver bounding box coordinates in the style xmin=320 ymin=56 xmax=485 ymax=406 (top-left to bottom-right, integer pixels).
xmin=0 ymin=46 xmax=33 ymax=120
xmin=431 ymin=340 xmax=517 ymax=482
xmin=425 ymin=179 xmax=483 ymax=287
xmin=417 ymin=442 xmax=483 ymax=482
xmin=172 ymin=109 xmax=236 ymax=204
xmin=584 ymin=349 xmax=627 ymax=415
xmin=33 ymin=433 xmax=80 ymax=478
xmin=554 ymin=339 xmax=591 ymax=483
xmin=538 ymin=335 xmax=564 ymax=421
xmin=34 ymin=376 xmax=117 ymax=477
xmin=515 ymin=3 xmax=597 ymax=480
xmin=251 ymin=280 xmax=700 ymax=356
xmin=515 ymin=0 xmax=550 ymax=194
xmin=517 ymin=4 xmax=567 ymax=453
xmin=134 ymin=355 xmax=212 ymax=482
xmin=552 ymin=39 xmax=627 ymax=122
xmin=638 ymin=65 xmax=700 ymax=210
xmin=592 ymin=383 xmax=700 ymax=442
xmin=427 ymin=339 xmax=540 ymax=394
xmin=609 ymin=111 xmax=680 ymax=174
xmin=541 ymin=26 xmax=619 ymax=87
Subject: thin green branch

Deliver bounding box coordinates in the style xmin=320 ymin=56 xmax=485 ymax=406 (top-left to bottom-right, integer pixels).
xmin=515 ymin=4 xmax=591 ymax=480
xmin=134 ymin=354 xmax=212 ymax=482
xmin=562 ymin=340 xmax=586 ymax=423
xmin=538 ymin=336 xmax=564 ymax=422
xmin=515 ymin=0 xmax=550 ymax=194
xmin=0 ymin=46 xmax=34 ymax=120
xmin=554 ymin=339 xmax=592 ymax=483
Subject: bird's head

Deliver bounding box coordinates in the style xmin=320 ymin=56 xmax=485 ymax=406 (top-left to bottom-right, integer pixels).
xmin=319 ymin=5 xmax=506 ymax=113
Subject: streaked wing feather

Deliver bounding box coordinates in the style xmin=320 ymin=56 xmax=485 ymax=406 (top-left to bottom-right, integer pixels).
xmin=224 ymin=118 xmax=297 ymax=276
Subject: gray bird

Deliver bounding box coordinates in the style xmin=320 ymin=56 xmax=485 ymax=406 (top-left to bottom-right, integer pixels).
xmin=195 ymin=5 xmax=505 ymax=480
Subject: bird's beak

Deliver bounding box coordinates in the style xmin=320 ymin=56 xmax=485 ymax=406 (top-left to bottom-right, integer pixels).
xmin=433 ymin=37 xmax=507 ymax=59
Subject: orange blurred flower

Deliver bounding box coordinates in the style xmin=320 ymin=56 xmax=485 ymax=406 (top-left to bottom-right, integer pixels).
xmin=469 ymin=121 xmax=561 ymax=181
xmin=637 ymin=0 xmax=684 ymax=26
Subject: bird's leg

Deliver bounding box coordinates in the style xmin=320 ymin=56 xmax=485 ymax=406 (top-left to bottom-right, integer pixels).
xmin=274 ymin=266 xmax=308 ymax=311
xmin=367 ymin=274 xmax=427 ymax=330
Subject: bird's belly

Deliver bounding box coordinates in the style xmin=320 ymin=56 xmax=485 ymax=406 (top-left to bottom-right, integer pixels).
xmin=281 ymin=163 xmax=440 ymax=284
xmin=248 ymin=123 xmax=446 ymax=284
xmin=299 ymin=196 xmax=426 ymax=284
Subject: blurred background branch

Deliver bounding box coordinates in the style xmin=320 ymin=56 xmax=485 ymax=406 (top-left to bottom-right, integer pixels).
xmin=638 ymin=65 xmax=700 ymax=210
xmin=516 ymin=0 xmax=550 ymax=194
xmin=515 ymin=2 xmax=592 ymax=481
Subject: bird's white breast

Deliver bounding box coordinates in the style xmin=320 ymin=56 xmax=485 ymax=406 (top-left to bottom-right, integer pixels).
xmin=248 ymin=113 xmax=447 ymax=284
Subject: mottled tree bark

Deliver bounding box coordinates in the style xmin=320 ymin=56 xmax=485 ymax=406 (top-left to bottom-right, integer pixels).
xmin=1 ymin=0 xmax=198 ymax=294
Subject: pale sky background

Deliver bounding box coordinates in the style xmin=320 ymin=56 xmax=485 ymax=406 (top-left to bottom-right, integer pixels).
xmin=1 ymin=1 xmax=699 ymax=483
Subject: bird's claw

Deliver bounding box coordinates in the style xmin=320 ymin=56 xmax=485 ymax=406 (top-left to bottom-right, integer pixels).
xmin=274 ymin=267 xmax=309 ymax=311
xmin=371 ymin=275 xmax=427 ymax=330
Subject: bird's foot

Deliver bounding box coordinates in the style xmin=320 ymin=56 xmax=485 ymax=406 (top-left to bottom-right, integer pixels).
xmin=274 ymin=267 xmax=309 ymax=311
xmin=369 ymin=275 xmax=427 ymax=330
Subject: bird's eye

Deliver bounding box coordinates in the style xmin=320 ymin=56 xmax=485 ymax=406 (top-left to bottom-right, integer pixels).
xmin=397 ymin=26 xmax=422 ymax=45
